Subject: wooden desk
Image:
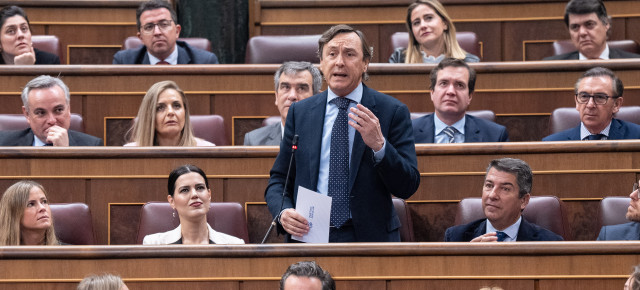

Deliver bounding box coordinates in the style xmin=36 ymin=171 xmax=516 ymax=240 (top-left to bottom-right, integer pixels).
xmin=0 ymin=242 xmax=635 ymax=289
xmin=252 ymin=0 xmax=640 ymax=62
xmin=0 ymin=141 xmax=638 ymax=244
xmin=1 ymin=60 xmax=639 ymax=142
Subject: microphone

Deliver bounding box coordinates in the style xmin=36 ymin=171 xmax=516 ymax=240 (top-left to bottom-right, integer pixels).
xmin=261 ymin=134 xmax=299 ymax=244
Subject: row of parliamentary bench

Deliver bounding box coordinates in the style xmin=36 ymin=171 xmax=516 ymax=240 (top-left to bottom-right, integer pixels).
xmin=51 ymin=196 xmax=633 ymax=244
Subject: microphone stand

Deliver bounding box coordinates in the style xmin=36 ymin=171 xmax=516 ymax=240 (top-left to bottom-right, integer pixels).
xmin=261 ymin=134 xmax=298 ymax=244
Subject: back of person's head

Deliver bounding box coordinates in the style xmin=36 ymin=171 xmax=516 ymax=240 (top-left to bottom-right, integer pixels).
xmin=274 ymin=61 xmax=323 ymax=95
xmin=318 ymin=24 xmax=372 ymax=81
xmin=135 ymin=0 xmax=177 ymax=31
xmin=129 ymin=80 xmax=196 ymax=146
xmin=574 ymin=66 xmax=623 ymax=97
xmin=0 ymin=5 xmax=29 ymax=29
xmin=21 ymin=75 xmax=70 ymax=110
xmin=0 ymin=180 xmax=58 ymax=245
xmin=404 ymin=0 xmax=467 ymax=63
xmin=167 ymin=164 xmax=209 ymax=197
xmin=280 ymin=261 xmax=335 ymax=290
xmin=429 ymin=57 xmax=476 ymax=93
xmin=77 ymin=273 xmax=127 ymax=290
xmin=486 ymin=158 xmax=532 ymax=198
xmin=564 ymin=0 xmax=609 ymax=26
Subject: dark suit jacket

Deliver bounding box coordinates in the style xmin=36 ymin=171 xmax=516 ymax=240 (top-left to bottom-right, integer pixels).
xmin=0 ymin=48 xmax=60 ymax=65
xmin=244 ymin=122 xmax=281 ymax=146
xmin=0 ymin=128 xmax=103 ymax=146
xmin=544 ymin=47 xmax=640 ymax=60
xmin=412 ymin=114 xmax=509 ymax=143
xmin=265 ymin=84 xmax=420 ymax=242
xmin=112 ymin=40 xmax=219 ymax=64
xmin=542 ymin=118 xmax=640 ymax=141
xmin=444 ymin=218 xmax=563 ymax=242
xmin=597 ymin=222 xmax=640 ymax=240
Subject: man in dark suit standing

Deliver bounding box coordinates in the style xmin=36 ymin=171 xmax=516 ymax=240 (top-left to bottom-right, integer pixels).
xmin=412 ymin=58 xmax=508 ymax=143
xmin=597 ymin=185 xmax=640 ymax=240
xmin=112 ymin=0 xmax=219 ymax=65
xmin=0 ymin=75 xmax=102 ymax=146
xmin=543 ymin=67 xmax=640 ymax=141
xmin=265 ymin=24 xmax=420 ymax=242
xmin=445 ymin=158 xmax=563 ymax=242
xmin=544 ymin=0 xmax=640 ymax=60
xmin=244 ymin=61 xmax=322 ymax=146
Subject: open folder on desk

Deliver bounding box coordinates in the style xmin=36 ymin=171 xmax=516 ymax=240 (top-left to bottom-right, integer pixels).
xmin=293 ymin=186 xmax=331 ymax=243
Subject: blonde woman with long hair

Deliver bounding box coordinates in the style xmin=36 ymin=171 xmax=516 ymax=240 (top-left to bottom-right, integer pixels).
xmin=125 ymin=80 xmax=214 ymax=146
xmin=389 ymin=0 xmax=479 ymax=63
xmin=0 ymin=180 xmax=59 ymax=245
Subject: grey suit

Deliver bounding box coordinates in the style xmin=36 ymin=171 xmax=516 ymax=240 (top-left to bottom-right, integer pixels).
xmin=112 ymin=40 xmax=219 ymax=64
xmin=0 ymin=128 xmax=103 ymax=146
xmin=244 ymin=122 xmax=282 ymax=146
xmin=597 ymin=222 xmax=640 ymax=240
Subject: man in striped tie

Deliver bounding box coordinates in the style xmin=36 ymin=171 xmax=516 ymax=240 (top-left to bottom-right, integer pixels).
xmin=444 ymin=158 xmax=563 ymax=242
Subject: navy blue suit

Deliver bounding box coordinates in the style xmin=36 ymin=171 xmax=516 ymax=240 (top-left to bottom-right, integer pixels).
xmin=412 ymin=114 xmax=508 ymax=143
xmin=597 ymin=222 xmax=640 ymax=240
xmin=543 ymin=118 xmax=640 ymax=141
xmin=444 ymin=218 xmax=563 ymax=242
xmin=265 ymin=84 xmax=420 ymax=242
xmin=112 ymin=40 xmax=219 ymax=64
xmin=0 ymin=128 xmax=103 ymax=146
xmin=544 ymin=47 xmax=640 ymax=60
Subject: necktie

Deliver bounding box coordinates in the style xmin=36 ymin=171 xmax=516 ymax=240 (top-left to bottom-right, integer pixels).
xmin=586 ymin=134 xmax=605 ymax=140
xmin=443 ymin=126 xmax=457 ymax=143
xmin=156 ymin=60 xmax=170 ymax=65
xmin=496 ymin=231 xmax=507 ymax=242
xmin=328 ymin=97 xmax=352 ymax=228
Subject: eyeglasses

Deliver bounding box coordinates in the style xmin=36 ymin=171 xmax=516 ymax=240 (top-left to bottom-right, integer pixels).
xmin=575 ymin=92 xmax=619 ymax=105
xmin=141 ymin=20 xmax=173 ymax=34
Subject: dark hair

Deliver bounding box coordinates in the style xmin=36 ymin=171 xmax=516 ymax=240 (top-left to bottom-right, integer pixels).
xmin=429 ymin=58 xmax=476 ymax=94
xmin=564 ymin=0 xmax=609 ymax=26
xmin=0 ymin=6 xmax=30 ymax=30
xmin=136 ymin=0 xmax=178 ymax=31
xmin=275 ymin=61 xmax=323 ymax=95
xmin=486 ymin=158 xmax=532 ymax=198
xmin=574 ymin=66 xmax=623 ymax=97
xmin=318 ymin=24 xmax=372 ymax=81
xmin=167 ymin=164 xmax=209 ymax=197
xmin=280 ymin=261 xmax=335 ymax=290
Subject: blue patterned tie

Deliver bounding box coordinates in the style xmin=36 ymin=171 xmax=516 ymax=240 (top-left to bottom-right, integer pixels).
xmin=328 ymin=97 xmax=352 ymax=228
xmin=496 ymin=231 xmax=507 ymax=242
xmin=443 ymin=126 xmax=457 ymax=143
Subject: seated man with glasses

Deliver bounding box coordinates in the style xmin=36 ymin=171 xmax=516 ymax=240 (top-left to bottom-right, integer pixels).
xmin=543 ymin=67 xmax=640 ymax=141
xmin=113 ymin=0 xmax=219 ymax=65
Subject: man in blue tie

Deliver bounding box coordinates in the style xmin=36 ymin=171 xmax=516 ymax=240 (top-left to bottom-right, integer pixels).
xmin=265 ymin=24 xmax=420 ymax=242
xmin=412 ymin=58 xmax=508 ymax=143
xmin=445 ymin=158 xmax=563 ymax=242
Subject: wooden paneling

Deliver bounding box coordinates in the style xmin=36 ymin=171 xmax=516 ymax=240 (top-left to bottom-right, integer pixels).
xmin=0 ymin=243 xmax=638 ymax=289
xmin=1 ymin=61 xmax=640 ymax=143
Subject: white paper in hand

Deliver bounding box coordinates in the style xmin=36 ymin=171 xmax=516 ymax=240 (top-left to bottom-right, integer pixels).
xmin=292 ymin=186 xmax=331 ymax=243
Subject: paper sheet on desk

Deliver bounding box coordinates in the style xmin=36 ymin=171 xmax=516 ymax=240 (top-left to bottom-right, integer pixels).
xmin=292 ymin=186 xmax=331 ymax=243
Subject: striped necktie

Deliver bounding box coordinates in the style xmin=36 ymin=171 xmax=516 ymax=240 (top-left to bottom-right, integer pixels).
xmin=443 ymin=126 xmax=457 ymax=143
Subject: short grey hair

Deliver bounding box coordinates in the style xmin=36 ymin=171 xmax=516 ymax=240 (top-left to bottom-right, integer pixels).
xmin=486 ymin=158 xmax=533 ymax=198
xmin=274 ymin=61 xmax=322 ymax=95
xmin=21 ymin=75 xmax=70 ymax=110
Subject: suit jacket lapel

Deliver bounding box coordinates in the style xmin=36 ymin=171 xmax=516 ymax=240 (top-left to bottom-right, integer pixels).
xmin=268 ymin=123 xmax=282 ymax=143
xmin=464 ymin=115 xmax=480 ymax=142
xmin=470 ymin=219 xmax=487 ymax=240
xmin=417 ymin=114 xmax=436 ymax=143
xmin=306 ymin=93 xmax=327 ymax=189
xmin=608 ymin=119 xmax=623 ymax=139
xmin=176 ymin=44 xmax=191 ymax=64
xmin=568 ymin=126 xmax=581 ymax=140
xmin=348 ymin=85 xmax=375 ymax=192
xmin=23 ymin=128 xmax=36 ymax=146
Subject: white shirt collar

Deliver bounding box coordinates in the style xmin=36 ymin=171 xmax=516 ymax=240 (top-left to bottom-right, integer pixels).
xmin=326 ymin=82 xmax=363 ymax=105
xmin=486 ymin=216 xmax=522 ymax=242
xmin=580 ymin=121 xmax=612 ymax=140
xmin=148 ymin=44 xmax=178 ymax=65
xmin=433 ymin=113 xmax=466 ymax=135
xmin=33 ymin=135 xmax=47 ymax=146
xmin=579 ymin=43 xmax=609 ymax=60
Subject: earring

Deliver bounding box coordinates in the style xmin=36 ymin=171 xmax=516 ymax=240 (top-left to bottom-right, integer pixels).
xmin=172 ymin=210 xmax=176 ymax=218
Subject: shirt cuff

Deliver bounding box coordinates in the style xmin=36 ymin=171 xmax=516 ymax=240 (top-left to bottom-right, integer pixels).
xmin=372 ymin=138 xmax=386 ymax=163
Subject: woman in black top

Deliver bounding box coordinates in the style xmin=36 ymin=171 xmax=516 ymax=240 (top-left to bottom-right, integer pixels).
xmin=0 ymin=6 xmax=59 ymax=65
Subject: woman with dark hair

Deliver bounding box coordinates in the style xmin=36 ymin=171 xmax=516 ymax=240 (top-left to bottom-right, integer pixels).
xmin=0 ymin=6 xmax=60 ymax=65
xmin=143 ymin=165 xmax=244 ymax=244
xmin=0 ymin=180 xmax=59 ymax=245
xmin=389 ymin=0 xmax=479 ymax=63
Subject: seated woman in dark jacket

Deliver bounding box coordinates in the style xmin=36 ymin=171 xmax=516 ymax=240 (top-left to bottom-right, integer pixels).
xmin=0 ymin=6 xmax=60 ymax=65
xmin=0 ymin=180 xmax=60 ymax=245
